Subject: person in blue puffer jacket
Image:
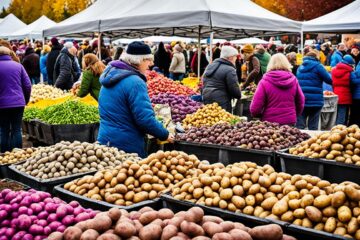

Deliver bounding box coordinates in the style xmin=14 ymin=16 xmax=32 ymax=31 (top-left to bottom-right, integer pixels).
xmin=97 ymin=41 xmax=173 ymax=158
xmin=296 ymin=50 xmax=332 ymax=130
xmin=330 ymin=43 xmax=347 ymax=67
xmin=349 ymin=66 xmax=360 ymax=126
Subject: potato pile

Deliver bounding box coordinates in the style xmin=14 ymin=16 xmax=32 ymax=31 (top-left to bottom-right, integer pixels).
xmin=48 ymin=206 xmax=296 ymax=240
xmin=29 ymin=84 xmax=69 ymax=103
xmin=178 ymin=121 xmax=310 ymax=151
xmin=63 ymin=151 xmax=214 ymax=206
xmin=15 ymin=141 xmax=140 ymax=180
xmin=172 ymin=162 xmax=360 ymax=239
xmin=0 ymin=148 xmax=36 ymax=164
xmin=182 ymin=103 xmax=240 ymax=128
xmin=289 ymin=125 xmax=360 ymax=165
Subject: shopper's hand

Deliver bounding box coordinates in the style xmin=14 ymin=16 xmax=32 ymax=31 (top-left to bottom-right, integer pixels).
xmin=167 ymin=133 xmax=175 ymax=143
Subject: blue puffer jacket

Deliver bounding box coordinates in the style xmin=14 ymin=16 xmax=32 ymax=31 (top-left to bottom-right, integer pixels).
xmin=296 ymin=57 xmax=332 ymax=107
xmin=330 ymin=50 xmax=343 ymax=67
xmin=97 ymin=60 xmax=169 ymax=158
xmin=351 ymin=69 xmax=360 ymax=100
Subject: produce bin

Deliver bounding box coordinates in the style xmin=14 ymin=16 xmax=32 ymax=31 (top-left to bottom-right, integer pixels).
xmin=7 ymin=164 xmax=97 ymax=193
xmin=54 ymin=185 xmax=163 ymax=211
xmin=34 ymin=120 xmax=46 ymax=143
xmin=161 ymin=194 xmax=348 ymax=240
xmin=27 ymin=120 xmax=37 ymax=139
xmin=174 ymin=141 xmax=275 ymax=166
xmin=0 ymin=178 xmax=30 ymax=191
xmin=277 ymin=150 xmax=360 ymax=185
xmin=22 ymin=120 xmax=29 ymax=134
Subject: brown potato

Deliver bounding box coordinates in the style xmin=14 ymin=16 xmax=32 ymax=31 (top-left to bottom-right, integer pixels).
xmin=249 ymin=224 xmax=283 ymax=240
xmin=272 ymin=199 xmax=288 ymax=216
xmin=313 ymin=195 xmax=331 ymax=209
xmin=161 ymin=225 xmax=178 ymax=240
xmin=180 ymin=221 xmax=204 ymax=237
xmin=114 ymin=221 xmax=136 ymax=239
xmin=305 ymin=206 xmax=322 ymax=223
xmin=139 ymin=224 xmax=162 ymax=240
xmin=331 ymin=191 xmax=346 ymax=208
xmin=202 ymin=222 xmax=223 ymax=237
xmin=338 ymin=206 xmax=352 ymax=223
xmin=229 ymin=229 xmax=252 ymax=240
xmin=324 ymin=217 xmax=336 ymax=233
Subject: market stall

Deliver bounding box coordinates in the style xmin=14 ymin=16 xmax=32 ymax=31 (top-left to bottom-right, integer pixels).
xmin=0 ymin=13 xmax=26 ymax=38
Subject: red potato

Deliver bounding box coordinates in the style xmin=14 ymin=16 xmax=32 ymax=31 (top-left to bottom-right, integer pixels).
xmin=282 ymin=235 xmax=297 ymax=240
xmin=63 ymin=226 xmax=83 ymax=240
xmin=120 ymin=209 xmax=130 ymax=217
xmin=152 ymin=219 xmax=166 ymax=228
xmin=175 ymin=211 xmax=186 ymax=218
xmin=158 ymin=209 xmax=175 ymax=220
xmin=176 ymin=232 xmax=189 ymax=239
xmin=180 ymin=221 xmax=204 ymax=237
xmin=90 ymin=215 xmax=112 ymax=232
xmin=249 ymin=224 xmax=283 ymax=240
xmin=161 ymin=225 xmax=178 ymax=240
xmin=139 ymin=206 xmax=154 ymax=214
xmin=202 ymin=222 xmax=223 ymax=237
xmin=108 ymin=208 xmax=122 ymax=221
xmin=202 ymin=216 xmax=223 ymax=224
xmin=133 ymin=220 xmax=144 ymax=233
xmin=168 ymin=216 xmax=185 ymax=228
xmin=139 ymin=211 xmax=159 ymax=225
xmin=184 ymin=207 xmax=204 ymax=223
xmin=220 ymin=221 xmax=235 ymax=232
xmin=127 ymin=237 xmax=140 ymax=240
xmin=169 ymin=237 xmax=187 ymax=240
xmin=192 ymin=237 xmax=211 ymax=240
xmin=114 ymin=221 xmax=137 ymax=238
xmin=97 ymin=233 xmax=121 ymax=240
xmin=212 ymin=232 xmax=233 ymax=240
xmin=80 ymin=229 xmax=99 ymax=240
xmin=75 ymin=221 xmax=89 ymax=232
xmin=129 ymin=211 xmax=142 ymax=220
xmin=139 ymin=224 xmax=162 ymax=240
xmin=229 ymin=229 xmax=252 ymax=240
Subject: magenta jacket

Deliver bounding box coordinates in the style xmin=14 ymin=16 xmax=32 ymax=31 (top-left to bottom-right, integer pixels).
xmin=250 ymin=70 xmax=305 ymax=125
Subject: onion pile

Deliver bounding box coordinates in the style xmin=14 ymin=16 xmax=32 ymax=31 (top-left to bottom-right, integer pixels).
xmin=151 ymin=93 xmax=203 ymax=123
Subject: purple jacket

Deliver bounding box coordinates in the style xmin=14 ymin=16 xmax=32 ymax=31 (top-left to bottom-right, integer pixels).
xmin=250 ymin=70 xmax=305 ymax=125
xmin=0 ymin=55 xmax=32 ymax=109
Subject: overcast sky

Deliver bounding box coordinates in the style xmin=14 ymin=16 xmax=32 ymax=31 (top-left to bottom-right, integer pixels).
xmin=0 ymin=0 xmax=11 ymax=10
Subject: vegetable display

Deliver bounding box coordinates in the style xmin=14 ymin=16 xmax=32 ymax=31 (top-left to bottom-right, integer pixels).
xmin=63 ymin=150 xmax=212 ymax=206
xmin=0 ymin=189 xmax=97 ymax=240
xmin=172 ymin=161 xmax=360 ymax=239
xmin=23 ymin=108 xmax=43 ymax=122
xmin=48 ymin=206 xmax=296 ymax=240
xmin=29 ymin=84 xmax=69 ymax=104
xmin=0 ymin=179 xmax=27 ymax=191
xmin=151 ymin=93 xmax=203 ymax=123
xmin=147 ymin=74 xmax=196 ymax=97
xmin=178 ymin=121 xmax=310 ymax=151
xmin=0 ymin=148 xmax=36 ymax=165
xmin=15 ymin=141 xmax=140 ymax=180
xmin=289 ymin=124 xmax=360 ymax=165
xmin=182 ymin=103 xmax=240 ymax=128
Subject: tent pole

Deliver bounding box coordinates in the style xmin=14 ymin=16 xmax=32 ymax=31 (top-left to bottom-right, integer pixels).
xmin=300 ymin=30 xmax=304 ymax=55
xmin=197 ymin=26 xmax=202 ymax=79
xmin=209 ymin=32 xmax=214 ymax=63
xmin=98 ymin=32 xmax=102 ymax=61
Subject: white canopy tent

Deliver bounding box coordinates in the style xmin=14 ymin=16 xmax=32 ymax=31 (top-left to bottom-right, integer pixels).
xmin=231 ymin=37 xmax=268 ymax=45
xmin=8 ymin=15 xmax=56 ymax=40
xmin=200 ymin=38 xmax=228 ymax=44
xmin=302 ymin=0 xmax=360 ymax=32
xmin=44 ymin=0 xmax=301 ymax=38
xmin=0 ymin=18 xmax=3 ymax=24
xmin=0 ymin=14 xmax=26 ymax=38
xmin=142 ymin=36 xmax=194 ymax=43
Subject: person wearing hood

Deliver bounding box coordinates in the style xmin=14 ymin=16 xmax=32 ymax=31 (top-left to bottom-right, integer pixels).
xmin=22 ymin=47 xmax=40 ymax=84
xmin=330 ymin=43 xmax=347 ymax=67
xmin=202 ymin=46 xmax=241 ymax=112
xmin=250 ymin=53 xmax=305 ymax=125
xmin=296 ymin=50 xmax=332 ymax=130
xmin=46 ymin=37 xmax=63 ymax=85
xmin=97 ymin=41 xmax=174 ymax=158
xmin=169 ymin=44 xmax=186 ymax=81
xmin=350 ymin=45 xmax=360 ymax=66
xmin=331 ymin=55 xmax=355 ymax=125
xmin=254 ymin=44 xmax=271 ymax=77
xmin=0 ymin=46 xmax=32 ymax=152
xmin=54 ymin=42 xmax=81 ymax=90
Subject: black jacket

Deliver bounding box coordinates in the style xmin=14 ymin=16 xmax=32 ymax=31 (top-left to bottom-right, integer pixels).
xmin=54 ymin=48 xmax=80 ymax=90
xmin=22 ymin=48 xmax=40 ymax=78
xmin=46 ymin=44 xmax=62 ymax=83
xmin=202 ymin=58 xmax=241 ymax=112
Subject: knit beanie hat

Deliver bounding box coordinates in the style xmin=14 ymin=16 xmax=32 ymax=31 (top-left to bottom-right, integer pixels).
xmin=127 ymin=41 xmax=151 ymax=55
xmin=342 ymin=55 xmax=355 ymax=65
xmin=220 ymin=45 xmax=238 ymax=58
xmin=242 ymin=44 xmax=253 ymax=54
xmin=50 ymin=37 xmax=59 ymax=46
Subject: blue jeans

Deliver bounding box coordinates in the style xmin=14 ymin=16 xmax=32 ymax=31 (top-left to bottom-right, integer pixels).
xmin=296 ymin=107 xmax=322 ymax=130
xmin=169 ymin=73 xmax=185 ymax=81
xmin=336 ymin=104 xmax=350 ymax=125
xmin=0 ymin=107 xmax=24 ymax=152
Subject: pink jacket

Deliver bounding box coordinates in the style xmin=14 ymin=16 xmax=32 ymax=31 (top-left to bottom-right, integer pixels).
xmin=250 ymin=70 xmax=305 ymax=125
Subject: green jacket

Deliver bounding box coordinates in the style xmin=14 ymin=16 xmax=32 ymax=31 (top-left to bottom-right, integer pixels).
xmin=77 ymin=69 xmax=101 ymax=100
xmin=255 ymin=51 xmax=271 ymax=75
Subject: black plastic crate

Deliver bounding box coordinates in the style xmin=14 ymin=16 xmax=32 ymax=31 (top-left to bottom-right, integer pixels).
xmin=52 ymin=123 xmax=97 ymax=144
xmin=92 ymin=123 xmax=99 ymax=142
xmin=0 ymin=178 xmax=30 ymax=191
xmin=173 ymin=141 xmax=221 ymax=163
xmin=34 ymin=120 xmax=46 ymax=143
xmin=8 ymin=164 xmax=97 ymax=193
xmin=28 ymin=120 xmax=37 ymax=139
xmin=22 ymin=120 xmax=29 ymax=134
xmin=40 ymin=122 xmax=55 ymax=145
xmin=277 ymin=150 xmax=360 ymax=184
xmin=222 ymin=146 xmax=274 ymax=167
xmin=54 ymin=185 xmax=163 ymax=211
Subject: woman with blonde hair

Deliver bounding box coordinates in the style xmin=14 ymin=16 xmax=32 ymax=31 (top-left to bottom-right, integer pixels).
xmin=40 ymin=45 xmax=51 ymax=83
xmin=77 ymin=53 xmax=105 ymax=100
xmin=250 ymin=53 xmax=305 ymax=125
